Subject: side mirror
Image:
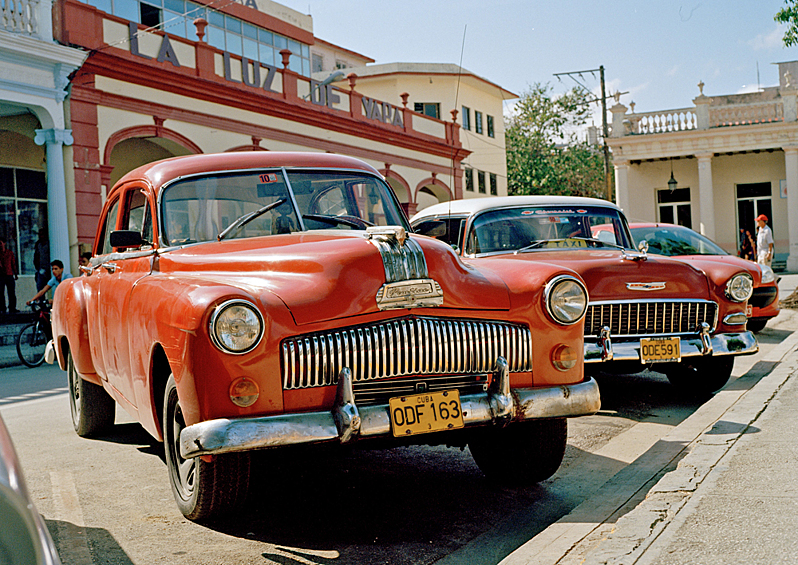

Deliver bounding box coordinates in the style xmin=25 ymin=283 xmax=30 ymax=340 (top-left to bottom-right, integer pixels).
xmin=110 ymin=230 xmax=146 ymax=249
xmin=637 ymin=239 xmax=649 ymax=254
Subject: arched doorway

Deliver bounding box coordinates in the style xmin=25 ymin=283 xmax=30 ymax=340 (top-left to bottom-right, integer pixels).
xmin=415 ymin=177 xmax=452 ymax=213
xmin=107 ymin=136 xmax=198 ymax=187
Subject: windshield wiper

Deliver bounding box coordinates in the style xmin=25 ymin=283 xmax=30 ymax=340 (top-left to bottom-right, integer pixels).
xmin=514 ymin=240 xmax=549 ymax=254
xmin=302 ymin=214 xmax=373 ymax=229
xmin=218 ymin=198 xmax=287 ymax=241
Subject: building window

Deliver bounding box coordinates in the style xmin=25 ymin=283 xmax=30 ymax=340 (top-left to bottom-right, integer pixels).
xmin=312 ymin=53 xmax=323 ymax=73
xmin=474 ymin=111 xmax=483 ymax=134
xmin=0 ymin=167 xmax=48 ymax=277
xmin=736 ymin=182 xmax=772 ymax=239
xmin=464 ymin=168 xmax=474 ymax=191
xmin=489 ymin=173 xmax=497 ymax=195
xmin=334 ymin=60 xmax=347 ymax=70
xmin=81 ymin=0 xmax=312 ymax=76
xmin=487 ymin=115 xmax=495 ymax=138
xmin=413 ymin=103 xmax=440 ymax=119
xmin=657 ymin=187 xmax=691 ymax=228
xmin=477 ymin=170 xmax=486 ymax=194
xmin=461 ymin=106 xmax=471 ymax=130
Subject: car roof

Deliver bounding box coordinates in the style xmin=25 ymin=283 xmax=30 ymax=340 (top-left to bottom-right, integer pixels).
xmin=111 ymin=152 xmax=382 ymax=197
xmin=411 ymin=195 xmax=622 ymax=221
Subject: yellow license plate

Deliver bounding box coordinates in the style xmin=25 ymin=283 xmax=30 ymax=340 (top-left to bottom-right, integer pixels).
xmin=389 ymin=390 xmax=464 ymax=437
xmin=640 ymin=337 xmax=681 ymax=363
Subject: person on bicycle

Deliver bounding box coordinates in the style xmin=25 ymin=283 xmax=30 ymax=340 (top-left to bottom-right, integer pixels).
xmin=27 ymin=260 xmax=73 ymax=305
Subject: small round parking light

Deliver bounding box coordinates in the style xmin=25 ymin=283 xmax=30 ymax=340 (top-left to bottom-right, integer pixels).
xmin=551 ymin=344 xmax=578 ymax=371
xmin=229 ymin=377 xmax=259 ymax=407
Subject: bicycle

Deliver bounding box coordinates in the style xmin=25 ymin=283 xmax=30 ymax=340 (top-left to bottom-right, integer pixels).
xmin=16 ymin=299 xmax=52 ymax=368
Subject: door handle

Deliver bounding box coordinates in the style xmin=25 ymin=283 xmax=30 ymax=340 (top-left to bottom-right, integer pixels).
xmin=101 ymin=262 xmax=118 ymax=273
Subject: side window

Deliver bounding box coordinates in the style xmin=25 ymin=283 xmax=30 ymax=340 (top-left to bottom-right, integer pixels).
xmin=124 ymin=190 xmax=153 ymax=245
xmin=97 ymin=198 xmax=120 ymax=256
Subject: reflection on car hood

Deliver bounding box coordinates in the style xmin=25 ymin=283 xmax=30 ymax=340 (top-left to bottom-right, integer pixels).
xmin=505 ymin=249 xmax=711 ymax=300
xmin=157 ymin=231 xmax=511 ymax=325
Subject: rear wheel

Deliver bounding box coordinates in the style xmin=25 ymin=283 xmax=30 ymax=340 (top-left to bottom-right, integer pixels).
xmin=469 ymin=418 xmax=567 ymax=484
xmin=67 ymin=351 xmax=115 ymax=437
xmin=16 ymin=322 xmax=46 ymax=368
xmin=163 ymin=374 xmax=250 ymax=522
xmin=663 ymin=356 xmax=735 ymax=396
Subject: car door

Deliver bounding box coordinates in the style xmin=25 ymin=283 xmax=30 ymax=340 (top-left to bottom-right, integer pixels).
xmin=95 ymin=185 xmax=156 ymax=410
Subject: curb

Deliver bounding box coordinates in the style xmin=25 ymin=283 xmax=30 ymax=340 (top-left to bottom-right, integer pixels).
xmin=578 ymin=330 xmax=798 ymax=565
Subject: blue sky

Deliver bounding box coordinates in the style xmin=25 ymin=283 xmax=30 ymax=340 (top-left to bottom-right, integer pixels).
xmin=277 ymin=0 xmax=798 ymax=122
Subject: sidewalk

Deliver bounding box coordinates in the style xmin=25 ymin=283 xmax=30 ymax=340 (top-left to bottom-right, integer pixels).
xmin=504 ymin=300 xmax=798 ymax=564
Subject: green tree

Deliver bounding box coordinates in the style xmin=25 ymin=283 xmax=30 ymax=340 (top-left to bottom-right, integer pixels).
xmin=775 ymin=0 xmax=798 ymax=47
xmin=505 ymin=83 xmax=607 ymax=198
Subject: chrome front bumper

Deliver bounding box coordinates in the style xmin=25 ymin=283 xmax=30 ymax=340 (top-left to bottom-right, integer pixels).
xmin=180 ymin=357 xmax=601 ymax=459
xmin=585 ymin=324 xmax=759 ymax=364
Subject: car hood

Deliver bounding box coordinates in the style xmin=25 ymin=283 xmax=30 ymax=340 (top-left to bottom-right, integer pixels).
xmin=505 ymin=249 xmax=711 ymax=301
xmin=157 ymin=232 xmax=510 ymax=325
xmin=659 ymin=254 xmax=764 ymax=286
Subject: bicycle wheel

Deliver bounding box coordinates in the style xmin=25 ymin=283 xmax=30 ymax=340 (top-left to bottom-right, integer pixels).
xmin=16 ymin=322 xmax=47 ymax=368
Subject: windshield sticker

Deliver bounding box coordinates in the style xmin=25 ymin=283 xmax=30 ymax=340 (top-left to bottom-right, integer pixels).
xmin=259 ymin=173 xmax=279 ymax=183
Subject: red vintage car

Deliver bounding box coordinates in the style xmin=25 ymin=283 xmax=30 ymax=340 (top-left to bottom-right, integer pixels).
xmin=626 ymin=223 xmax=779 ymax=333
xmin=412 ymin=196 xmax=759 ymax=397
xmin=47 ymin=153 xmax=599 ymax=521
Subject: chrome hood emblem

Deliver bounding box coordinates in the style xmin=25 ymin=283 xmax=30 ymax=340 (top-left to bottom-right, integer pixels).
xmin=367 ymin=226 xmax=444 ymax=310
xmin=626 ymin=282 xmax=667 ymax=291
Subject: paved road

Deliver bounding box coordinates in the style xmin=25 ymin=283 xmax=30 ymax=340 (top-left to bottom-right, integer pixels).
xmin=1 ymin=309 xmax=795 ymax=565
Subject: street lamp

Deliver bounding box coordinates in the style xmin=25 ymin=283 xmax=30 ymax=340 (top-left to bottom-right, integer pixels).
xmin=304 ymin=70 xmax=345 ymax=101
xmin=668 ymin=159 xmax=678 ymax=192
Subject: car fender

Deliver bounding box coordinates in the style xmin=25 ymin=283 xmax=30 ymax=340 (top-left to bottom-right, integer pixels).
xmin=52 ymin=278 xmax=100 ymax=382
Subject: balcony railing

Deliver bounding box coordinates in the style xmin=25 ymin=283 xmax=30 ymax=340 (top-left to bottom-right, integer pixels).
xmin=1 ymin=0 xmax=38 ymax=35
xmin=709 ymin=101 xmax=783 ymax=127
xmin=629 ymin=108 xmax=697 ymax=134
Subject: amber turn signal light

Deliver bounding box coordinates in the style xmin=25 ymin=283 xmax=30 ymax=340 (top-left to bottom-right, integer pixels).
xmin=551 ymin=344 xmax=577 ymax=371
xmin=229 ymin=377 xmax=259 ymax=407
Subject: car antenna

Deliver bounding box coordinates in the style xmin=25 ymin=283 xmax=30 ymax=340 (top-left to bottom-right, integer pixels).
xmin=448 ymin=24 xmax=467 ymax=243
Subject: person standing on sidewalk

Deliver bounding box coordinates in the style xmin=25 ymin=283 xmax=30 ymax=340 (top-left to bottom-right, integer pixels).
xmin=0 ymin=237 xmax=18 ymax=314
xmin=756 ymin=214 xmax=774 ymax=266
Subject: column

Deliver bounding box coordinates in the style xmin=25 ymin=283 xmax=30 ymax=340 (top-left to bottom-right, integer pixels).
xmin=696 ymin=153 xmax=716 ymax=240
xmin=784 ymin=147 xmax=798 ymax=271
xmin=613 ymin=160 xmax=629 ymax=212
xmin=34 ymin=128 xmax=74 ymax=273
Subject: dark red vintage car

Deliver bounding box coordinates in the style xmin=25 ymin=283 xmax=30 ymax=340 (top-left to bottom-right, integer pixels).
xmin=626 ymin=223 xmax=779 ymax=333
xmin=47 ymin=153 xmax=599 ymax=521
xmin=412 ymin=196 xmax=759 ymax=397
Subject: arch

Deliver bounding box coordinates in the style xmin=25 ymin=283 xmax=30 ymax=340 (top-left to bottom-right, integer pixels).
xmin=380 ymin=168 xmax=411 ymax=203
xmin=103 ymin=125 xmax=202 ymax=187
xmin=415 ymin=176 xmax=452 ymax=211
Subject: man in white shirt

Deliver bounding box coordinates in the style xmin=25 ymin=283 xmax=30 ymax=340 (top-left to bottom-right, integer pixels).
xmin=756 ymin=214 xmax=774 ymax=266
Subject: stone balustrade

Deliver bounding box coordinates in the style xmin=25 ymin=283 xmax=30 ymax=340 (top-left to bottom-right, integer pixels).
xmin=1 ymin=0 xmax=38 ymax=35
xmin=629 ymin=108 xmax=697 ymax=134
xmin=709 ymin=101 xmax=783 ymax=127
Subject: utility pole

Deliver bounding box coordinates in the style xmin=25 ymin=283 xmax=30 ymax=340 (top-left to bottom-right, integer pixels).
xmin=553 ymin=65 xmax=617 ymax=202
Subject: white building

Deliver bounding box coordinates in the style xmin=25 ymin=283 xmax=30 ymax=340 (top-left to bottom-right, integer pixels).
xmin=608 ymin=61 xmax=798 ymax=272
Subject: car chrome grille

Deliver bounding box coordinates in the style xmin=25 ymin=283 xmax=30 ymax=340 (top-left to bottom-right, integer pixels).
xmin=585 ymin=300 xmax=717 ymax=337
xmin=281 ymin=316 xmax=532 ymax=390
xmin=353 ymin=374 xmax=489 ymax=406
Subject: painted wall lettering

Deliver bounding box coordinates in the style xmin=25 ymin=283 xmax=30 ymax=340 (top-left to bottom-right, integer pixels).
xmin=362 ymin=97 xmax=403 ymax=127
xmin=128 ymin=21 xmax=180 ymax=67
xmin=309 ymin=81 xmax=341 ymax=108
xmin=224 ymin=52 xmax=277 ymax=92
xmin=232 ymin=0 xmax=258 ymax=8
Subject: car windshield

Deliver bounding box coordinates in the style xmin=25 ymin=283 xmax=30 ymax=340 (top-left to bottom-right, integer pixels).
xmin=630 ymin=225 xmax=727 ymax=256
xmin=161 ymin=169 xmax=408 ymax=245
xmin=465 ymin=205 xmax=634 ymax=255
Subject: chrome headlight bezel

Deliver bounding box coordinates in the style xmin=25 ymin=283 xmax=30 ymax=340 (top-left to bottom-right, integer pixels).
xmin=209 ymin=299 xmax=265 ymax=354
xmin=725 ymin=273 xmax=754 ymax=303
xmin=544 ymin=275 xmax=588 ymax=325
xmin=759 ymin=264 xmax=776 ymax=284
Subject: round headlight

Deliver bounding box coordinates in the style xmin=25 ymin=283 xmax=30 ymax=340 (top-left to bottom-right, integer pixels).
xmin=726 ymin=273 xmax=754 ymax=303
xmin=210 ymin=300 xmax=264 ymax=354
xmin=760 ymin=264 xmax=776 ymax=284
xmin=545 ymin=275 xmax=588 ymax=325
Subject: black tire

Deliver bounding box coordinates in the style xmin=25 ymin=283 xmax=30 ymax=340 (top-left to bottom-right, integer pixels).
xmin=163 ymin=374 xmax=250 ymax=522
xmin=469 ymin=418 xmax=567 ymax=485
xmin=746 ymin=319 xmax=767 ymax=333
xmin=16 ymin=322 xmax=46 ymax=368
xmin=663 ymin=356 xmax=735 ymax=396
xmin=68 ymin=351 xmax=115 ymax=437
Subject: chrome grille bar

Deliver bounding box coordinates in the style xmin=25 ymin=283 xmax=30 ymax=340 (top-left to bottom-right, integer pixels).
xmin=282 ymin=316 xmax=533 ymax=390
xmin=585 ymin=300 xmax=717 ymax=337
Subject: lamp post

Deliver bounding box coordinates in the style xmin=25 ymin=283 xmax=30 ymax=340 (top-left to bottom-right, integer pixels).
xmin=668 ymin=159 xmax=678 ymax=192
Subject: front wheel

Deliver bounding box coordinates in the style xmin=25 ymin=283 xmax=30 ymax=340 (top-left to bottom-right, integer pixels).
xmin=469 ymin=418 xmax=568 ymax=485
xmin=68 ymin=351 xmax=115 ymax=437
xmin=16 ymin=322 xmax=46 ymax=367
xmin=163 ymin=374 xmax=250 ymax=522
xmin=746 ymin=319 xmax=767 ymax=333
xmin=662 ymin=356 xmax=735 ymax=397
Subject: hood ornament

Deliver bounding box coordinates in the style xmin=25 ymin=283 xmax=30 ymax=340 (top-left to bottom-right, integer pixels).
xmin=626 ymin=282 xmax=667 ymax=291
xmin=366 ymin=226 xmax=407 ymax=247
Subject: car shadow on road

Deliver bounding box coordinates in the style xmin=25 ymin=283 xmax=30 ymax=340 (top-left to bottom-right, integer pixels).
xmin=47 ymin=518 xmax=135 ymax=565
